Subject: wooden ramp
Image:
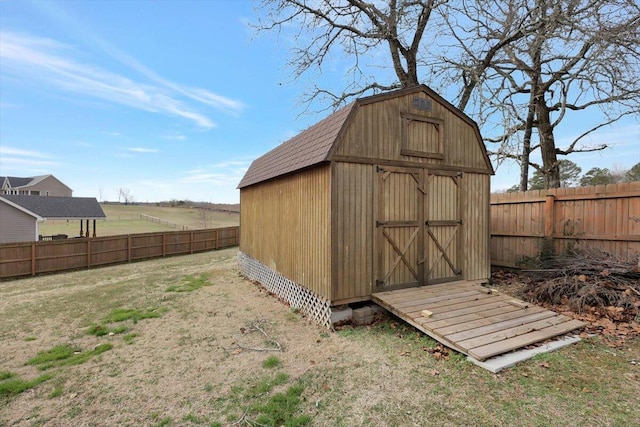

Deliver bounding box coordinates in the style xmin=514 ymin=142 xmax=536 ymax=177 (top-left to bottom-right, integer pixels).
xmin=371 ymin=281 xmax=585 ymax=361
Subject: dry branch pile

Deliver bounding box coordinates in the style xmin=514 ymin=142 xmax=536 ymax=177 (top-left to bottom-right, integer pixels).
xmin=494 ymin=249 xmax=640 ymax=347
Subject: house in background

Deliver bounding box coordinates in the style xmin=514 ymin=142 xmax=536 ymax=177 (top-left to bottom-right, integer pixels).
xmin=0 ymin=175 xmax=73 ymax=197
xmin=0 ymin=195 xmax=105 ymax=244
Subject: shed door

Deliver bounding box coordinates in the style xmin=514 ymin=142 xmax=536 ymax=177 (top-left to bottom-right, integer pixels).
xmin=375 ymin=166 xmax=424 ymax=291
xmin=425 ymin=172 xmax=462 ymax=283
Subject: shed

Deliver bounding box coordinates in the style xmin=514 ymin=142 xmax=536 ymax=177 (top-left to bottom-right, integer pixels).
xmin=0 ymin=195 xmax=106 ymax=244
xmin=238 ymin=85 xmax=494 ymax=327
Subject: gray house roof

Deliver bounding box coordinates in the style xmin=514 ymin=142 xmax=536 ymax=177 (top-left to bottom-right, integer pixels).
xmin=237 ymin=85 xmax=493 ymax=189
xmin=1 ymin=176 xmax=34 ymax=188
xmin=0 ymin=175 xmax=73 ymax=191
xmin=0 ymin=195 xmax=106 ymax=220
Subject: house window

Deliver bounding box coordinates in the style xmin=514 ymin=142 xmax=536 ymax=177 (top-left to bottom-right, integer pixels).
xmin=31 ymin=191 xmax=40 ymax=195
xmin=400 ymin=112 xmax=444 ymax=160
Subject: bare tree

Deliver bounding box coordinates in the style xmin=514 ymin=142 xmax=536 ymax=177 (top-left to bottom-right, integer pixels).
xmin=254 ymin=0 xmax=445 ymax=109
xmin=440 ymin=0 xmax=640 ymax=189
xmin=117 ymin=187 xmax=134 ymax=205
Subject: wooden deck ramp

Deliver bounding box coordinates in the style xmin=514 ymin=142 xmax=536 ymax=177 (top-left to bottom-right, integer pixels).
xmin=371 ymin=281 xmax=585 ymax=361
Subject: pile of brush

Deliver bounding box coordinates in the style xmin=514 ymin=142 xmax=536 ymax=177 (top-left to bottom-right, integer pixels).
xmin=520 ymin=249 xmax=640 ymax=347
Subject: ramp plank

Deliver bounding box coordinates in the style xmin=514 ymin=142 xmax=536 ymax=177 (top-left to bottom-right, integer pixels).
xmin=372 ymin=283 xmax=585 ymax=361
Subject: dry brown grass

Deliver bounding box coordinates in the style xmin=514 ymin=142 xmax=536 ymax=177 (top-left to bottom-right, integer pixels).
xmin=1 ymin=249 xmax=638 ymax=426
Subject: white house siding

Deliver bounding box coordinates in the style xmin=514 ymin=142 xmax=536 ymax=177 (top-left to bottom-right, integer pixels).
xmin=0 ymin=202 xmax=38 ymax=243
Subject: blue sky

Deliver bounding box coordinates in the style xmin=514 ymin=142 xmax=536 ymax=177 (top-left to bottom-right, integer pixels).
xmin=1 ymin=0 xmax=638 ymax=203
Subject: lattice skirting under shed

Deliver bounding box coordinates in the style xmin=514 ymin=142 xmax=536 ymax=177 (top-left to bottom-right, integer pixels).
xmin=237 ymin=251 xmax=332 ymax=328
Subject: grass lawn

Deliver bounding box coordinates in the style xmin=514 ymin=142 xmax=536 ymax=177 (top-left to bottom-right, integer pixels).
xmin=1 ymin=248 xmax=638 ymax=426
xmin=38 ymin=204 xmax=239 ymax=237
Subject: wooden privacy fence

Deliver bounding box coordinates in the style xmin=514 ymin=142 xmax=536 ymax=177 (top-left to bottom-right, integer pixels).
xmin=491 ymin=182 xmax=640 ymax=267
xmin=0 ymin=226 xmax=239 ymax=280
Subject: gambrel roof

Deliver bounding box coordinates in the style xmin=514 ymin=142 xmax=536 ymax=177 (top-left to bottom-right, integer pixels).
xmin=238 ymin=85 xmax=493 ymax=189
xmin=0 ymin=195 xmax=105 ymax=220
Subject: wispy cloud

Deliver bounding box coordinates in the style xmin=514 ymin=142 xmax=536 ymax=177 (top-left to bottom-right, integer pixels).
xmin=127 ymin=147 xmax=159 ymax=153
xmin=181 ymin=161 xmax=250 ymax=186
xmin=0 ymin=31 xmax=244 ymax=129
xmin=0 ymin=146 xmax=60 ymax=170
xmin=0 ymin=146 xmax=52 ymax=159
xmin=163 ymin=134 xmax=187 ymax=141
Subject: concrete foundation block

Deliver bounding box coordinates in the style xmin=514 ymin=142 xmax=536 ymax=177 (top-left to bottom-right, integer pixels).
xmin=330 ymin=307 xmax=353 ymax=324
xmin=353 ymin=306 xmax=375 ymax=325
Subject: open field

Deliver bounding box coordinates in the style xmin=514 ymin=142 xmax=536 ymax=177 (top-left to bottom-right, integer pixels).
xmin=38 ymin=204 xmax=239 ymax=237
xmin=1 ymin=248 xmax=638 ymax=426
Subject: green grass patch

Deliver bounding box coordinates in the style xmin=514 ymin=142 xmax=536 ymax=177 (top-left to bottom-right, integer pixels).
xmin=27 ymin=343 xmax=113 ymax=370
xmin=87 ymin=323 xmax=128 ymax=337
xmin=0 ymin=371 xmax=15 ymax=381
xmin=49 ymin=385 xmax=63 ymax=398
xmin=26 ymin=344 xmax=76 ymax=366
xmin=212 ymin=372 xmax=310 ymax=426
xmin=123 ymin=333 xmax=138 ymax=345
xmin=165 ymin=273 xmax=211 ymax=292
xmin=262 ymin=355 xmax=282 ymax=369
xmin=24 ymin=336 xmax=37 ymax=342
xmin=182 ymin=413 xmax=202 ymax=423
xmin=104 ymin=308 xmax=163 ymax=324
xmin=0 ymin=372 xmax=52 ymax=396
xmin=152 ymin=417 xmax=173 ymax=427
xmin=252 ymin=383 xmax=312 ymax=427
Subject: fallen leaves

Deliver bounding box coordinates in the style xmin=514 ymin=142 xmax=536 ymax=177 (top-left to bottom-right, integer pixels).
xmin=423 ymin=344 xmax=450 ymax=361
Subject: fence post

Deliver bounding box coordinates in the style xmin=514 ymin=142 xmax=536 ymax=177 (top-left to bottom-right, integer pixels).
xmin=215 ymin=228 xmax=219 ymax=249
xmin=31 ymin=242 xmax=36 ymax=276
xmin=87 ymin=239 xmax=91 ymax=269
xmin=127 ymin=236 xmax=131 ymax=263
xmin=541 ymin=195 xmax=556 ymax=262
xmin=190 ymin=231 xmax=194 ymax=254
xmin=162 ymin=233 xmax=166 ymax=257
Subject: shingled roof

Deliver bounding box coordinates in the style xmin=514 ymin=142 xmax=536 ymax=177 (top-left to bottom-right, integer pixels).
xmin=237 ymin=102 xmax=356 ymax=188
xmin=0 ymin=195 xmax=106 ymax=220
xmin=1 ymin=176 xmax=34 ymax=188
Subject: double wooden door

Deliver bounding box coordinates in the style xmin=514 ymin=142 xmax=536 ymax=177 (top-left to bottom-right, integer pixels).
xmin=375 ymin=166 xmax=462 ymax=291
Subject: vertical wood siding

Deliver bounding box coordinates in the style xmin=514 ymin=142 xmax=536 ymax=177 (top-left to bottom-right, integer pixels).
xmin=335 ymin=92 xmax=489 ymax=171
xmin=240 ymin=166 xmax=331 ymax=300
xmin=461 ymin=173 xmax=491 ymax=280
xmin=332 ymin=162 xmax=375 ymax=301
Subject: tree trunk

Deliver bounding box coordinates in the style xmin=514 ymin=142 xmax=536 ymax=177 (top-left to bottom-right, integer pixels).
xmin=536 ymin=100 xmax=560 ymax=188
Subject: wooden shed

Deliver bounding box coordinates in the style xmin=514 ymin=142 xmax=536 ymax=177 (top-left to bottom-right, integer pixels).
xmin=238 ymin=85 xmax=494 ymax=327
